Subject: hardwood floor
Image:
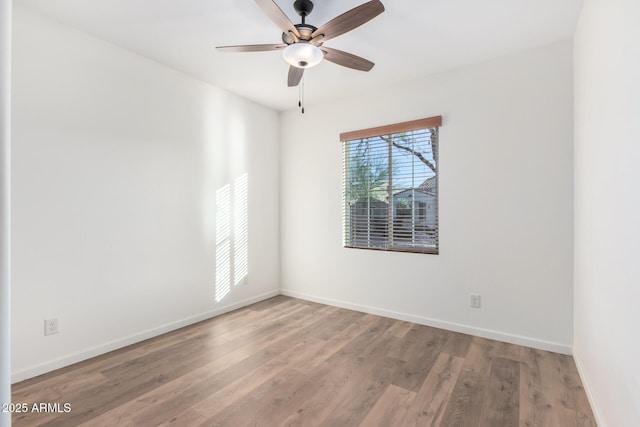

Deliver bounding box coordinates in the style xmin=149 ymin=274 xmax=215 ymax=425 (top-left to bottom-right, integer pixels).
xmin=12 ymin=296 xmax=596 ymax=426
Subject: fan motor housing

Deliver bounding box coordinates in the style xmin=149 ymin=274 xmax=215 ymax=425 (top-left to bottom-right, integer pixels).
xmin=282 ymin=24 xmax=318 ymax=44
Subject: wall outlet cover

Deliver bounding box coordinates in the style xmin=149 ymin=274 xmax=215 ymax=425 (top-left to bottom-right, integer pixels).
xmin=470 ymin=294 xmax=482 ymax=308
xmin=44 ymin=318 xmax=59 ymax=336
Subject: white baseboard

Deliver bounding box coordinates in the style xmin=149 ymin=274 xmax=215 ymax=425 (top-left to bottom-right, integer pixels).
xmin=280 ymin=289 xmax=572 ymax=355
xmin=11 ymin=289 xmax=280 ymax=383
xmin=573 ymin=350 xmax=605 ymax=426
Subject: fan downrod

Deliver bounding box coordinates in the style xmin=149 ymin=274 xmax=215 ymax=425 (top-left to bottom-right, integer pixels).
xmin=293 ymin=0 xmax=314 ymax=23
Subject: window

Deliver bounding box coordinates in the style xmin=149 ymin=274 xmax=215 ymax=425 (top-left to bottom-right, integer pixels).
xmin=341 ymin=116 xmax=441 ymax=254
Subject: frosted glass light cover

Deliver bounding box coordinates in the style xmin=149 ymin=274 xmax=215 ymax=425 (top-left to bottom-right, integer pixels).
xmin=282 ymin=43 xmax=323 ymax=68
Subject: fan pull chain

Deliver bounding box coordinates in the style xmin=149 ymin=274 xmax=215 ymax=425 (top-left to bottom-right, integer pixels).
xmin=298 ymin=76 xmax=305 ymax=114
xmin=301 ymin=77 xmax=305 ymax=114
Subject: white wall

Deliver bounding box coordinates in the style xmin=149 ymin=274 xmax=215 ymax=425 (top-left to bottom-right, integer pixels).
xmin=280 ymin=41 xmax=574 ymax=353
xmin=11 ymin=5 xmax=280 ymax=381
xmin=1 ymin=0 xmax=12 ymax=425
xmin=574 ymin=0 xmax=640 ymax=425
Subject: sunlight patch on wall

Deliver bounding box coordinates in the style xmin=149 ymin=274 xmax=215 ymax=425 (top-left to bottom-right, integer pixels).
xmin=215 ymin=184 xmax=231 ymax=302
xmin=233 ymin=173 xmax=249 ymax=286
xmin=215 ymin=173 xmax=249 ymax=302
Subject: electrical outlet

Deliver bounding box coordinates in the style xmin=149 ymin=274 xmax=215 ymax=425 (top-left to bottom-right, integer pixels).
xmin=470 ymin=294 xmax=481 ymax=308
xmin=44 ymin=318 xmax=59 ymax=336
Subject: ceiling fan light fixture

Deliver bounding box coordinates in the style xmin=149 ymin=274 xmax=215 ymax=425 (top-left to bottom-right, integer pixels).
xmin=282 ymin=43 xmax=323 ymax=68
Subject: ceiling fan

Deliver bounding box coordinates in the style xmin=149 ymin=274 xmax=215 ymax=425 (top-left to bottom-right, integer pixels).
xmin=216 ymin=0 xmax=385 ymax=88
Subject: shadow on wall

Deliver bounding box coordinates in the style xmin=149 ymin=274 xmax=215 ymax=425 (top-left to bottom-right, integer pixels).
xmin=215 ymin=173 xmax=249 ymax=302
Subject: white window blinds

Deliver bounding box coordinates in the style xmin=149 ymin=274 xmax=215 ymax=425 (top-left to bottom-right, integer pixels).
xmin=341 ymin=117 xmax=441 ymax=254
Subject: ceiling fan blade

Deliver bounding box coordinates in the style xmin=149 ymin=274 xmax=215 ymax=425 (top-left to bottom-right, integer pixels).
xmin=321 ymin=47 xmax=374 ymax=72
xmin=216 ymin=44 xmax=286 ymax=53
xmin=288 ymin=66 xmax=304 ymax=87
xmin=311 ymin=0 xmax=384 ymax=42
xmin=255 ymin=0 xmax=300 ymax=38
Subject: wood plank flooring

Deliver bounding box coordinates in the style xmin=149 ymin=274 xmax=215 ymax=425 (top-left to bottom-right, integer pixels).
xmin=12 ymin=296 xmax=596 ymax=426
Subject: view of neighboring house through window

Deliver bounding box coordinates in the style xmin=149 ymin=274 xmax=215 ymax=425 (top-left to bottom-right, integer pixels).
xmin=341 ymin=116 xmax=441 ymax=254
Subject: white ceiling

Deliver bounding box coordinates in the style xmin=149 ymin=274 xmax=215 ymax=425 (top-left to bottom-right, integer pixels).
xmin=17 ymin=0 xmax=583 ymax=111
